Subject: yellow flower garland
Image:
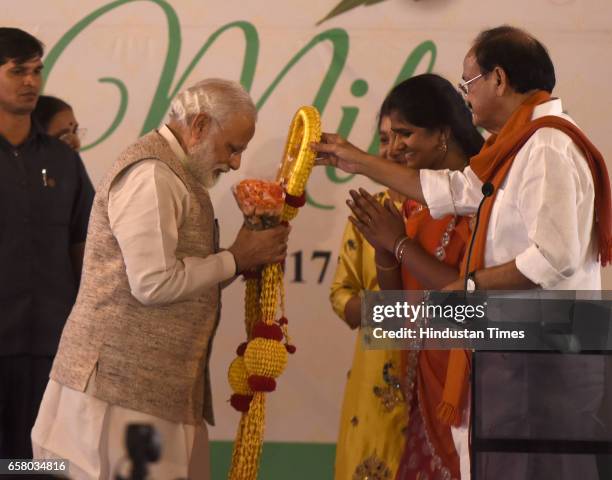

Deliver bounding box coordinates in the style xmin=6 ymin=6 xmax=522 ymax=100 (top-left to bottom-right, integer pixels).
xmin=228 ymin=106 xmax=321 ymax=480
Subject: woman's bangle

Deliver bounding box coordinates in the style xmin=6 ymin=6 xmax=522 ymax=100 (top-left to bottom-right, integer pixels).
xmin=394 ymin=235 xmax=411 ymax=263
xmin=397 ymin=242 xmax=411 ymax=264
xmin=375 ymin=260 xmax=400 ymax=271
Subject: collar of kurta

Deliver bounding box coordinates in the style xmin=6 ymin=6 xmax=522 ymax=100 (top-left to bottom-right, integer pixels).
xmin=531 ymin=97 xmax=563 ymax=119
xmin=159 ymin=124 xmax=188 ymax=166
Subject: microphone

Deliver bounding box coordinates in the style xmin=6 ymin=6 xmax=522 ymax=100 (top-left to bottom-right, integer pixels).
xmin=481 ymin=182 xmax=494 ymax=197
xmin=463 ymin=182 xmax=495 ymax=293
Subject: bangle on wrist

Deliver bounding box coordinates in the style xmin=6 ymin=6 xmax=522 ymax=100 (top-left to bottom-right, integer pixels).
xmin=397 ymin=242 xmax=411 ymax=264
xmin=375 ymin=260 xmax=400 ymax=271
xmin=393 ymin=235 xmax=410 ymax=263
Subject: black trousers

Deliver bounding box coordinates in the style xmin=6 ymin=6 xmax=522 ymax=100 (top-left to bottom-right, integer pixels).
xmin=0 ymin=355 xmax=53 ymax=459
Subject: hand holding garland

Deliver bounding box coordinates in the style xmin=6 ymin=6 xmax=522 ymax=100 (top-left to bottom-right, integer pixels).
xmin=311 ymin=133 xmax=425 ymax=204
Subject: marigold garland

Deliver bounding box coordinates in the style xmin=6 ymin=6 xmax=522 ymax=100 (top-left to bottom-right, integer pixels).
xmin=227 ymin=106 xmax=321 ymax=480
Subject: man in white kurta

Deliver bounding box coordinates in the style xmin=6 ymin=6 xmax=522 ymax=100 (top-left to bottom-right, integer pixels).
xmin=32 ymin=79 xmax=290 ymax=480
xmin=421 ymin=95 xmax=599 ymax=289
xmin=419 ymin=89 xmax=603 ymax=480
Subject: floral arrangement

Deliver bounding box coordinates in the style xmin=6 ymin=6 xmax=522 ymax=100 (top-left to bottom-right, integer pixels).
xmin=228 ymin=106 xmax=321 ymax=480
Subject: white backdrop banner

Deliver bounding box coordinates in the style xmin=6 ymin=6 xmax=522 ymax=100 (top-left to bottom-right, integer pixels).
xmin=5 ymin=0 xmax=612 ymax=443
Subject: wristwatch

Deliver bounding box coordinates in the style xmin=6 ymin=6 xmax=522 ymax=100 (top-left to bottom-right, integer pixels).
xmin=466 ymin=271 xmax=477 ymax=293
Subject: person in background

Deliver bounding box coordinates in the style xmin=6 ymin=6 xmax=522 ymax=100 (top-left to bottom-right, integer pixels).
xmin=331 ymin=74 xmax=483 ymax=480
xmin=330 ymin=101 xmax=409 ymax=479
xmin=33 ymin=94 xmax=85 ymax=151
xmin=0 ymin=27 xmax=94 ymax=462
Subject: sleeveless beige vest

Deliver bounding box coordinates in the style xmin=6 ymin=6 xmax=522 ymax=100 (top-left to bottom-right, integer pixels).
xmin=51 ymin=130 xmax=222 ymax=425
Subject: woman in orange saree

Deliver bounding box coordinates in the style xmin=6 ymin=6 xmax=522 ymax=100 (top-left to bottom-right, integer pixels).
xmin=347 ymin=74 xmax=483 ymax=480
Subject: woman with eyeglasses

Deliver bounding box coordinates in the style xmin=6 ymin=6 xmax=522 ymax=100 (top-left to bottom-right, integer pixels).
xmin=33 ymin=95 xmax=85 ymax=151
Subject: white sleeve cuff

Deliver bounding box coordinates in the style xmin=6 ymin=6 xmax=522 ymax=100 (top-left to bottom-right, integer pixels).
xmin=218 ymin=250 xmax=237 ymax=278
xmin=420 ymin=169 xmax=456 ymax=219
xmin=515 ymin=244 xmax=564 ymax=289
xmin=184 ymin=250 xmax=236 ymax=289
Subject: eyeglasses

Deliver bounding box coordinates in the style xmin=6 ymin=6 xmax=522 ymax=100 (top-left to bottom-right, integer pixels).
xmin=458 ymin=73 xmax=483 ymax=95
xmin=58 ymin=127 xmax=87 ymax=143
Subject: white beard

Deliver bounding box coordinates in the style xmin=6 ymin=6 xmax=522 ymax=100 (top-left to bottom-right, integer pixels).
xmin=186 ymin=139 xmax=229 ymax=189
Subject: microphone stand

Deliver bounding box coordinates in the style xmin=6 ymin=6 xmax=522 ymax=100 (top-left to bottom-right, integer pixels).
xmin=463 ymin=182 xmax=495 ymax=294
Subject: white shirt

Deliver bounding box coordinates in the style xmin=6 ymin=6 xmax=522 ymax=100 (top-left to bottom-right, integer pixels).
xmin=108 ymin=125 xmax=236 ymax=305
xmin=421 ymin=98 xmax=601 ymax=289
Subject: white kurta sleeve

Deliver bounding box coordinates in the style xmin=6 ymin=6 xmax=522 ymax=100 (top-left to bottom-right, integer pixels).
xmin=420 ymin=166 xmax=483 ymax=219
xmin=514 ymin=141 xmax=586 ymax=288
xmin=108 ymin=160 xmax=236 ymax=306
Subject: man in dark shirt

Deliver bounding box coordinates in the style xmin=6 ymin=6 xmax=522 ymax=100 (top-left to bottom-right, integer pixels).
xmin=0 ymin=28 xmax=94 ymax=459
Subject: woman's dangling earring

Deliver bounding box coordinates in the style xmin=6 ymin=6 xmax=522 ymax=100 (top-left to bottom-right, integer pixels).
xmin=439 ymin=139 xmax=448 ymax=155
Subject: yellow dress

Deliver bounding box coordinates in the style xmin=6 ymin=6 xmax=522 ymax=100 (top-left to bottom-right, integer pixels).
xmin=330 ymin=191 xmax=407 ymax=480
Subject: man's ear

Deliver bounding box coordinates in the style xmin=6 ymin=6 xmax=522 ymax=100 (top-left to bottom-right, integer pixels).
xmin=493 ymin=66 xmax=509 ymax=96
xmin=190 ymin=112 xmax=212 ymax=143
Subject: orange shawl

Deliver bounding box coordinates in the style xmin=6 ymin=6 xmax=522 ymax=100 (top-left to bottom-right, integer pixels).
xmin=464 ymin=90 xmax=612 ymax=273
xmin=443 ymin=90 xmax=612 ymax=428
xmin=401 ymin=203 xmax=470 ymax=478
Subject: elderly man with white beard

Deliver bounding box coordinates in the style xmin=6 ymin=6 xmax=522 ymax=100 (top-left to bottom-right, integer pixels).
xmin=31 ymin=79 xmax=290 ymax=480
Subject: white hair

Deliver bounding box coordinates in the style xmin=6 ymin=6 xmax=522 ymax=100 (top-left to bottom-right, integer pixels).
xmin=167 ymin=78 xmax=257 ymax=126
